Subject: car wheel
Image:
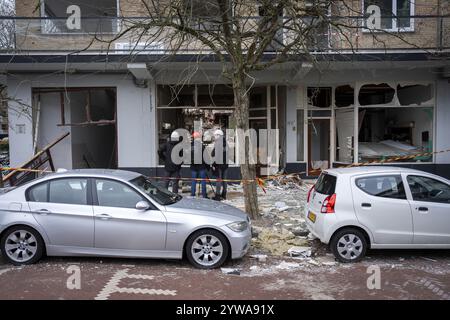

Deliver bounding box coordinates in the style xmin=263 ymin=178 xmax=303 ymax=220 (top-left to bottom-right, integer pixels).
xmin=186 ymin=229 xmax=229 ymax=269
xmin=330 ymin=228 xmax=368 ymax=263
xmin=0 ymin=226 xmax=44 ymax=266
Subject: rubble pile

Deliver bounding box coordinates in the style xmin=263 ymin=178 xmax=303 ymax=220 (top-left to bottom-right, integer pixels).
xmin=268 ymin=173 xmax=304 ymax=190
xmin=251 ymin=227 xmax=309 ymax=256
xmin=225 ymin=179 xmax=316 ymax=257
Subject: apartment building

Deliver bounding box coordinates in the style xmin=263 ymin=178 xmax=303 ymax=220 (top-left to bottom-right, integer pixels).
xmin=1 ymin=0 xmax=450 ymax=178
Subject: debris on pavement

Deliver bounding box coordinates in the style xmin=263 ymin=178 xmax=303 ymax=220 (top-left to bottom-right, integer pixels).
xmin=269 ymin=173 xmax=304 ymax=189
xmin=250 ymin=254 xmax=268 ymax=262
xmin=221 ymin=268 xmax=241 ymax=275
xmin=274 ymin=201 xmax=290 ymax=212
xmin=275 ymin=261 xmax=301 ymax=270
xmin=252 ymin=227 xmax=309 ymax=256
xmin=288 ymin=246 xmax=312 ymax=258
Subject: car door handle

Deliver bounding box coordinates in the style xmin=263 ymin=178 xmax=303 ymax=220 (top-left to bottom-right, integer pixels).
xmin=361 ymin=203 xmax=372 ymax=208
xmin=417 ymin=207 xmax=428 ymax=213
xmin=96 ymin=214 xmax=112 ymax=220
xmin=36 ymin=209 xmax=51 ymax=215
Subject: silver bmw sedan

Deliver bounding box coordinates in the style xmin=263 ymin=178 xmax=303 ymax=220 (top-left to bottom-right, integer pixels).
xmin=0 ymin=169 xmax=251 ymax=269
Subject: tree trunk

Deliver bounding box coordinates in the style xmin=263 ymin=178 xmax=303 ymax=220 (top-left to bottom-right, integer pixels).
xmin=233 ymin=75 xmax=259 ymax=220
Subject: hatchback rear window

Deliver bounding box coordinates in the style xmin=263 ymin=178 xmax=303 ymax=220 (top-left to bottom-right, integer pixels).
xmin=315 ymin=173 xmax=337 ymax=195
xmin=355 ymin=175 xmax=406 ymax=199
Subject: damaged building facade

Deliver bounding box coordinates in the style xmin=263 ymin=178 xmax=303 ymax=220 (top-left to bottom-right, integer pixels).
xmin=1 ymin=0 xmax=450 ymax=178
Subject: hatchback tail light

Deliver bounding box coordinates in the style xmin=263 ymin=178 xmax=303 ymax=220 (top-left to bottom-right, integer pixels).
xmin=307 ymin=186 xmax=314 ymax=203
xmin=321 ymin=193 xmax=336 ymax=214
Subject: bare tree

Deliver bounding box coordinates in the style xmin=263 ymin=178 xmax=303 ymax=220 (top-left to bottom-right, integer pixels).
xmin=92 ymin=0 xmax=442 ymax=219
xmin=0 ymin=0 xmax=15 ymax=50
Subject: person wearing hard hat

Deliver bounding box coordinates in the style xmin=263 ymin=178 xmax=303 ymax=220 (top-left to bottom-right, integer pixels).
xmin=158 ymin=131 xmax=182 ymax=194
xmin=211 ymin=129 xmax=229 ymax=200
xmin=190 ymin=131 xmax=207 ymax=198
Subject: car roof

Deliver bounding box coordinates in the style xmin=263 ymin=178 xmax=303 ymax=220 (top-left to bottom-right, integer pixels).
xmin=323 ymin=166 xmax=430 ymax=176
xmin=42 ymin=169 xmax=142 ymax=182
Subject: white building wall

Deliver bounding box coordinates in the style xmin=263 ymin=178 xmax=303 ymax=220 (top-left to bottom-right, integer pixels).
xmin=6 ymin=73 xmax=155 ymax=169
xmin=7 ymin=78 xmax=33 ymax=167
xmin=436 ymin=79 xmax=450 ymax=164
xmin=285 ymin=85 xmax=299 ymax=163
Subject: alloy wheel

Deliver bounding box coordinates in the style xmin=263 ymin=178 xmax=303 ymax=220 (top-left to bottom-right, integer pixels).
xmin=4 ymin=230 xmax=38 ymax=263
xmin=191 ymin=234 xmax=224 ymax=267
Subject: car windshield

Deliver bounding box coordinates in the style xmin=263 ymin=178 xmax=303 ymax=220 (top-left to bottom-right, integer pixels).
xmin=130 ymin=176 xmax=182 ymax=205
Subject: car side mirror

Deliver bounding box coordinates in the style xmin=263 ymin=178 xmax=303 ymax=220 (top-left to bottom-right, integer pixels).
xmin=136 ymin=201 xmax=151 ymax=211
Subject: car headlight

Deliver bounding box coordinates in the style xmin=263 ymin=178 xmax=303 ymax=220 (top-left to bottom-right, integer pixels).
xmin=226 ymin=221 xmax=248 ymax=232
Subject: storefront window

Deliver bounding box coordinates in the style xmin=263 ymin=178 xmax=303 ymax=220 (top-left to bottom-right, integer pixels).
xmin=157 ymin=85 xmax=282 ymax=166
xmin=358 ymin=83 xmax=395 ymax=106
xmin=358 ymin=106 xmax=433 ymax=163
xmin=307 ymin=87 xmax=332 ymax=108
xmin=335 ymin=85 xmax=354 ymax=108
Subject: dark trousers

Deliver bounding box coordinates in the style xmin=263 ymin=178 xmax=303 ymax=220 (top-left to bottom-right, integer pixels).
xmin=164 ymin=169 xmax=180 ymax=194
xmin=215 ymin=167 xmax=228 ymax=198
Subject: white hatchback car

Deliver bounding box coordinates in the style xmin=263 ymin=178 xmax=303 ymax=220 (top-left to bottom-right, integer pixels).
xmin=305 ymin=166 xmax=450 ymax=262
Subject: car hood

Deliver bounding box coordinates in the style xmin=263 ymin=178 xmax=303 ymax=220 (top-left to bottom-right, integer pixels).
xmin=165 ymin=197 xmax=247 ymax=220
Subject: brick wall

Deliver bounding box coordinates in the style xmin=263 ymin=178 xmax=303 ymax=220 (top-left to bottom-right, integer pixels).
xmin=13 ymin=0 xmax=445 ymax=52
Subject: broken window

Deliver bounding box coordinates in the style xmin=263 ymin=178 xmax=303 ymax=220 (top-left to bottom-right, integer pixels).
xmin=307 ymin=87 xmax=332 ymax=108
xmin=358 ymin=83 xmax=395 ymax=106
xmin=397 ymin=84 xmax=433 ymax=106
xmin=335 ymin=85 xmax=354 ymax=108
xmin=358 ymin=107 xmax=433 ymax=163
xmin=33 ymin=88 xmax=117 ymax=170
xmin=157 ymin=84 xmax=236 ymax=165
xmin=197 ymin=85 xmax=234 ymax=107
xmin=41 ymin=0 xmax=118 ymax=34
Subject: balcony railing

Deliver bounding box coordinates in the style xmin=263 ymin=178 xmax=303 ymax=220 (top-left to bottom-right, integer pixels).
xmin=0 ymin=15 xmax=449 ymax=54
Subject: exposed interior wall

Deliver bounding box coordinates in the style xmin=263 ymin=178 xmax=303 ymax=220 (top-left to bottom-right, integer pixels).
xmin=36 ymin=92 xmax=72 ymax=170
xmin=387 ymin=107 xmax=433 ymax=148
xmin=436 ymin=79 xmax=450 ymax=164
xmin=69 ymin=91 xmax=116 ymax=169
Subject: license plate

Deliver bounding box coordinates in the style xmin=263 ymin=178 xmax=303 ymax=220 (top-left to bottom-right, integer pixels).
xmin=308 ymin=211 xmax=316 ymax=223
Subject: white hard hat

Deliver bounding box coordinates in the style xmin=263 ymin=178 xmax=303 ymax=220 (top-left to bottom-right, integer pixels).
xmin=170 ymin=131 xmax=180 ymax=141
xmin=214 ymin=129 xmax=224 ymax=136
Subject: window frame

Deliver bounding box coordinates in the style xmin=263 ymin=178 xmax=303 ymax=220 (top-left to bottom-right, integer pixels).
xmin=92 ymin=178 xmax=157 ymax=210
xmin=26 ymin=177 xmax=93 ymax=206
xmin=26 ymin=181 xmax=49 ymax=203
xmin=355 ymin=174 xmax=407 ymax=200
xmin=406 ymin=174 xmax=450 ymax=204
xmin=362 ymin=0 xmax=415 ymax=32
xmin=39 ymin=0 xmax=121 ymax=35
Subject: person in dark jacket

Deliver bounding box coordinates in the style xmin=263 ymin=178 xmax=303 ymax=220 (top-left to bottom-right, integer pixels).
xmin=211 ymin=129 xmax=229 ymax=200
xmin=158 ymin=131 xmax=182 ymax=194
xmin=190 ymin=131 xmax=207 ymax=198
